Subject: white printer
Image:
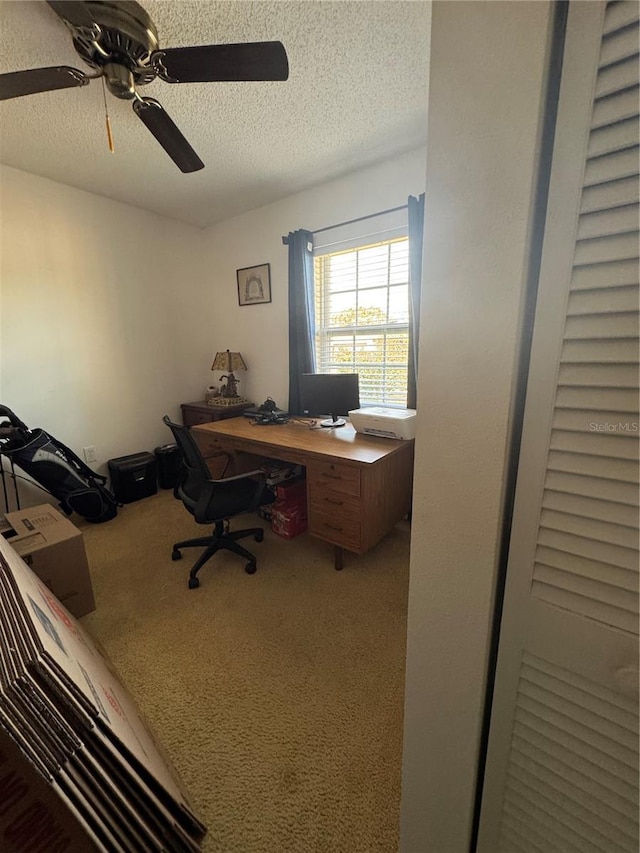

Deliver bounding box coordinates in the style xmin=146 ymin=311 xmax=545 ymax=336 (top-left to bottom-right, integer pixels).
xmin=348 ymin=407 xmax=416 ymax=440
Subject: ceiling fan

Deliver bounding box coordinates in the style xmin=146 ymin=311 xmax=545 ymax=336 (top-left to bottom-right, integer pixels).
xmin=0 ymin=0 xmax=289 ymax=172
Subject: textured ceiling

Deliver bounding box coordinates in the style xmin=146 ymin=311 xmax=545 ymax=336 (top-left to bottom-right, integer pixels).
xmin=0 ymin=1 xmax=430 ymax=227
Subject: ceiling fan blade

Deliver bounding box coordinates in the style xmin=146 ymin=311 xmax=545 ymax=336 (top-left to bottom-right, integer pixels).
xmin=152 ymin=41 xmax=289 ymax=84
xmin=46 ymin=1 xmax=96 ymax=29
xmin=0 ymin=66 xmax=90 ymax=101
xmin=133 ymin=97 xmax=204 ymax=173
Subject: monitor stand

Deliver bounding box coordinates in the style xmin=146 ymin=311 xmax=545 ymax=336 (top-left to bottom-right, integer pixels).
xmin=320 ymin=416 xmax=346 ymax=428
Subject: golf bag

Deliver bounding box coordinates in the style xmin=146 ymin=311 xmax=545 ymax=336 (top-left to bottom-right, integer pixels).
xmin=0 ymin=405 xmax=118 ymax=523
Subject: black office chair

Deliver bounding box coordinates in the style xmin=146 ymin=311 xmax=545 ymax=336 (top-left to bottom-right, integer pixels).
xmin=163 ymin=416 xmax=274 ymax=589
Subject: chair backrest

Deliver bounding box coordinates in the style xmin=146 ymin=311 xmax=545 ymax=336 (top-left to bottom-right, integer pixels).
xmin=162 ymin=416 xmax=210 ymax=503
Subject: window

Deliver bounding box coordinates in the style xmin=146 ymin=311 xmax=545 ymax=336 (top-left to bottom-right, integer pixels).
xmin=313 ymin=236 xmax=410 ymax=407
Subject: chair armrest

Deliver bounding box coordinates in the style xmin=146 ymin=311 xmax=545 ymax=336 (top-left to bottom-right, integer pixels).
xmin=173 ymin=451 xmax=233 ymax=499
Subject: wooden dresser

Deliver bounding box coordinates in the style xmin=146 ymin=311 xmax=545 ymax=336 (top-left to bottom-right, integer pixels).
xmin=180 ymin=400 xmax=254 ymax=427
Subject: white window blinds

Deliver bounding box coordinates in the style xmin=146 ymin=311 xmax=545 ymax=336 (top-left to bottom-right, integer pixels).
xmin=313 ymin=234 xmax=410 ymax=407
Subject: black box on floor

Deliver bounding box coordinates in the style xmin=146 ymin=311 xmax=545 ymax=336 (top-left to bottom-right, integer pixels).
xmin=108 ymin=452 xmax=157 ymax=503
xmin=154 ymin=443 xmax=182 ymax=489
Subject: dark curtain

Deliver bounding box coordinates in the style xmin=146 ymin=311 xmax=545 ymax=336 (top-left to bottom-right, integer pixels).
xmin=407 ymin=193 xmax=425 ymax=410
xmin=284 ymin=229 xmax=316 ymax=415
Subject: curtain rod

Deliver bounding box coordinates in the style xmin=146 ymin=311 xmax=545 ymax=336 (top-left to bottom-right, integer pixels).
xmin=282 ymin=202 xmax=408 ymax=244
xmin=313 ymin=203 xmax=408 ymax=236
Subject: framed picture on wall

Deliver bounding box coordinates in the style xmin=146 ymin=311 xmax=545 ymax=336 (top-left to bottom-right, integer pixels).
xmin=237 ymin=263 xmax=272 ymax=306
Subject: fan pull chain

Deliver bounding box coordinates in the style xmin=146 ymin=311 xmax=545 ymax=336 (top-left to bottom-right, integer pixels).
xmin=101 ymin=77 xmax=114 ymax=153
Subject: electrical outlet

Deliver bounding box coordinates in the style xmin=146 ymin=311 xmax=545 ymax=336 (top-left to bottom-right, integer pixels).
xmin=83 ymin=446 xmax=97 ymax=464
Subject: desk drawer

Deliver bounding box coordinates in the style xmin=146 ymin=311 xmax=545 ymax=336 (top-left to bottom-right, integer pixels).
xmin=308 ymin=507 xmax=361 ymax=551
xmin=228 ymin=439 xmax=307 ymax=468
xmin=307 ymin=461 xmax=361 ymax=497
xmin=309 ymin=490 xmax=361 ymax=519
xmin=186 ymin=411 xmax=215 ymax=427
xmin=195 ymin=432 xmax=228 ymax=458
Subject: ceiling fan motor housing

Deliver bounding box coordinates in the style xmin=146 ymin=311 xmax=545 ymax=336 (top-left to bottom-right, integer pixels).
xmin=71 ymin=0 xmax=158 ymax=88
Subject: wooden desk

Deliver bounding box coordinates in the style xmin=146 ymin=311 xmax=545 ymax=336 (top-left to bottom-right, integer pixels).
xmin=192 ymin=417 xmax=414 ymax=569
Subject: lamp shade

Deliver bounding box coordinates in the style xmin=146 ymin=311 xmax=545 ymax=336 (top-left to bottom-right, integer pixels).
xmin=211 ymin=350 xmax=247 ymax=372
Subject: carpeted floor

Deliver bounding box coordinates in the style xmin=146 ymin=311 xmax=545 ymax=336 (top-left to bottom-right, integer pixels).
xmin=78 ymin=488 xmax=411 ymax=853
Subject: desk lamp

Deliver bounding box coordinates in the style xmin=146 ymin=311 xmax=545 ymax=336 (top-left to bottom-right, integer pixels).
xmin=210 ymin=350 xmax=249 ymax=406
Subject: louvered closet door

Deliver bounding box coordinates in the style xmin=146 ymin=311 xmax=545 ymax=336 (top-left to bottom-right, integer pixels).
xmin=477 ymin=3 xmax=639 ymax=852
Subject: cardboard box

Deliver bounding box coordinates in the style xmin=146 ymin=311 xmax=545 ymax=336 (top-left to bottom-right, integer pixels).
xmin=0 ymin=532 xmax=206 ymax=850
xmin=4 ymin=504 xmax=95 ymax=618
xmin=271 ymin=476 xmax=308 ymax=539
xmin=0 ymin=730 xmax=104 ymax=853
xmin=274 ymin=477 xmax=307 ymax=504
xmin=271 ymin=504 xmax=308 ymax=540
xmin=0 ymin=514 xmax=15 ymax=537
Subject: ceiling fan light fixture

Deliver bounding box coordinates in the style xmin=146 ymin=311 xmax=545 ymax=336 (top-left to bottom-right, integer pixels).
xmin=103 ymin=62 xmax=136 ymax=99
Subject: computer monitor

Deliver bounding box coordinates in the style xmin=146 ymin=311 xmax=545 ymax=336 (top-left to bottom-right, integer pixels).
xmin=299 ymin=373 xmax=360 ymax=428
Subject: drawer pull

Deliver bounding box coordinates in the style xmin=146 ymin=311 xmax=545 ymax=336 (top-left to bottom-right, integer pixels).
xmin=325 ymin=498 xmax=344 ymax=506
xmin=324 ymin=473 xmax=342 ymax=480
xmin=324 ymin=523 xmax=343 ymax=532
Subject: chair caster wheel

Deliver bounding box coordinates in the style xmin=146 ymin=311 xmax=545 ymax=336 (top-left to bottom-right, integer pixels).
xmin=172 ymin=550 xmax=182 ymax=561
xmin=245 ymin=562 xmax=257 ymax=575
xmin=188 ymin=576 xmax=200 ymax=589
xmin=255 ymin=531 xmax=264 ymax=543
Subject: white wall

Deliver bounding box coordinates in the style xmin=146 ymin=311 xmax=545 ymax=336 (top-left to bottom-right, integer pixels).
xmin=0 ymin=165 xmax=201 ymax=500
xmin=0 ymin=150 xmax=426 ymax=507
xmin=184 ymin=148 xmax=427 ymax=410
xmin=401 ymin=2 xmax=552 ymax=851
